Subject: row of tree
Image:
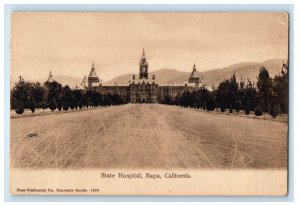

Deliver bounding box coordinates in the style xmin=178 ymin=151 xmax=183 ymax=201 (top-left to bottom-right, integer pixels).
xmin=11 ymin=77 xmax=128 ymax=114
xmin=11 ymin=63 xmax=288 ymax=117
xmin=161 ymin=63 xmax=288 ymax=118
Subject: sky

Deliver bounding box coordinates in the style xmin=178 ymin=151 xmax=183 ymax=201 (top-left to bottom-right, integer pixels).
xmin=11 ymin=12 xmax=288 ymax=82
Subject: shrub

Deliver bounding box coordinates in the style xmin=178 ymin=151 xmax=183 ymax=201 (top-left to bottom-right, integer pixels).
xmin=269 ymin=103 xmax=279 ymax=118
xmin=30 ymin=102 xmax=35 ymax=113
xmin=63 ymin=102 xmax=69 ymax=111
xmin=193 ymin=103 xmax=197 ymax=109
xmin=245 ymin=105 xmax=250 ymax=115
xmin=254 ymin=106 xmax=263 ymax=116
xmin=15 ymin=106 xmax=24 ymax=114
xmin=202 ymin=102 xmax=207 ymax=110
xmin=236 ymin=101 xmax=241 ymax=113
xmin=69 ymin=99 xmax=74 ymax=110
xmin=207 ymin=104 xmax=215 ymax=111
xmin=49 ymin=100 xmax=56 ymax=112
xmin=220 ymin=106 xmax=225 ymax=112
xmin=39 ymin=101 xmax=48 ymax=113
xmin=57 ymin=101 xmax=62 ymax=111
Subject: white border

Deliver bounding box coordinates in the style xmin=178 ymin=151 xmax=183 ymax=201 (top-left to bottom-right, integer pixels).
xmin=1 ymin=0 xmax=299 ymax=205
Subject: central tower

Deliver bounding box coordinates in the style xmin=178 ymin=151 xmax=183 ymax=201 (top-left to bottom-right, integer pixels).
xmin=88 ymin=62 xmax=99 ymax=88
xmin=139 ymin=48 xmax=148 ymax=79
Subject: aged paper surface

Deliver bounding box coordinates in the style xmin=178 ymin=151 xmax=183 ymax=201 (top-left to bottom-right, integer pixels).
xmin=10 ymin=12 xmax=288 ymax=195
xmin=11 ymin=169 xmax=287 ymax=195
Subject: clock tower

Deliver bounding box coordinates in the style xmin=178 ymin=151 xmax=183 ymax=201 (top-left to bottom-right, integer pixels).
xmin=139 ymin=48 xmax=148 ymax=79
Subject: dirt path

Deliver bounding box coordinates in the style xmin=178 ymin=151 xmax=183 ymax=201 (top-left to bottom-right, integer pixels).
xmin=10 ymin=104 xmax=288 ymax=169
xmin=84 ymin=104 xmax=215 ymax=169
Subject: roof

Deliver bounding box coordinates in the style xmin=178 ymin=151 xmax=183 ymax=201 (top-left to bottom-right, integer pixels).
xmin=88 ymin=69 xmax=98 ymax=78
xmin=131 ymin=79 xmax=155 ymax=84
xmin=101 ymin=82 xmax=130 ymax=86
xmin=190 ymin=70 xmax=200 ymax=79
xmin=88 ymin=63 xmax=99 ymax=78
xmin=47 ymin=70 xmax=54 ymax=82
xmin=190 ymin=63 xmax=200 ymax=79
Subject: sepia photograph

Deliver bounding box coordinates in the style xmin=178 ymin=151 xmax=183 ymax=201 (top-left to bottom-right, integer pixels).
xmin=9 ymin=12 xmax=289 ymax=195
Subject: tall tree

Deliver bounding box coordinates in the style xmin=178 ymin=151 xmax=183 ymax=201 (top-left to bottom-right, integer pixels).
xmin=256 ymin=66 xmax=272 ymax=112
xmin=244 ymin=79 xmax=256 ymax=115
xmin=228 ymin=73 xmax=238 ymax=112
xmin=273 ymin=62 xmax=288 ymax=114
xmin=11 ymin=76 xmax=34 ymax=113
xmin=62 ymin=85 xmax=71 ymax=111
xmin=44 ymin=81 xmax=62 ymax=107
xmin=216 ymin=79 xmax=229 ymax=112
xmin=32 ymin=82 xmax=46 ymax=109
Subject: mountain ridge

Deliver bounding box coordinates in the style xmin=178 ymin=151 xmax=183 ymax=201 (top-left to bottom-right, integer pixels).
xmin=108 ymin=58 xmax=285 ymax=87
xmin=10 ymin=58 xmax=286 ymax=88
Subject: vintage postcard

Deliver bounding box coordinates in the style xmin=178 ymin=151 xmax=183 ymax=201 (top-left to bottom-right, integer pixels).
xmin=10 ymin=12 xmax=288 ymax=195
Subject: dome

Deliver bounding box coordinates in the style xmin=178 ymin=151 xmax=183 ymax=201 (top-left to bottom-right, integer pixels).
xmin=189 ymin=63 xmax=200 ymax=83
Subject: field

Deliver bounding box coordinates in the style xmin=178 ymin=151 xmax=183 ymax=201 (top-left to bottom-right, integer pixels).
xmin=10 ymin=104 xmax=288 ymax=169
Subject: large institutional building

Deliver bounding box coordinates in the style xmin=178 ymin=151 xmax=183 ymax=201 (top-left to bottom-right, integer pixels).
xmin=86 ymin=49 xmax=201 ymax=103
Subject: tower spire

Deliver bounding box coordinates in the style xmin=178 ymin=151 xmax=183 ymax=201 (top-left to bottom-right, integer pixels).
xmin=139 ymin=48 xmax=148 ymax=79
xmin=88 ymin=62 xmax=99 ymax=88
xmin=47 ymin=70 xmax=54 ymax=83
xmin=193 ymin=62 xmax=196 ymax=71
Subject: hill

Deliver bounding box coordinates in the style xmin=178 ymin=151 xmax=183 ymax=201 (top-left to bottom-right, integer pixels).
xmin=10 ymin=59 xmax=285 ymax=88
xmin=108 ymin=58 xmax=285 ymax=87
xmin=201 ymin=59 xmax=285 ymax=87
xmin=10 ymin=75 xmax=83 ymax=89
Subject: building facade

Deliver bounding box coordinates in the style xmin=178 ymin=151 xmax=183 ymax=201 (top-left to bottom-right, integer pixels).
xmin=87 ymin=50 xmax=201 ymax=103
